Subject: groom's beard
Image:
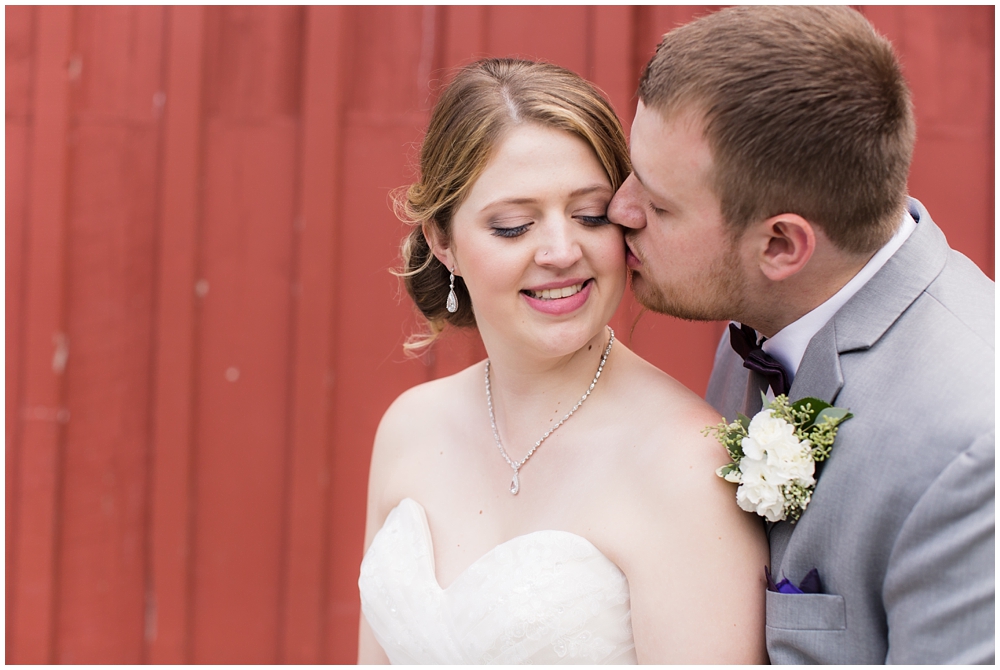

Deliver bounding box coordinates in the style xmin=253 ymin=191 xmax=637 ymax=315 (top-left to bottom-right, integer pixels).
xmin=627 ymin=234 xmax=750 ymax=323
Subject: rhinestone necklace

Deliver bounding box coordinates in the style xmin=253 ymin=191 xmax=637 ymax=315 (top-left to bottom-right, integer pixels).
xmin=485 ymin=326 xmax=615 ymax=495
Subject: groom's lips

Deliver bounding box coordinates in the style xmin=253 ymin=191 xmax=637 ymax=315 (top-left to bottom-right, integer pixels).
xmin=625 ymin=241 xmax=642 ymax=269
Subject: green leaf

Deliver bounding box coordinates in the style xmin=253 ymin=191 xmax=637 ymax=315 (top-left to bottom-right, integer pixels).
xmin=736 ymin=413 xmax=751 ymax=431
xmin=816 ymin=407 xmax=853 ymax=425
xmin=792 ymin=397 xmax=831 ymax=415
xmin=718 ymin=463 xmax=738 ymax=477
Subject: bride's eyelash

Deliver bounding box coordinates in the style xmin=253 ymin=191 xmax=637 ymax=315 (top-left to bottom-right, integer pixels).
xmin=491 ymin=224 xmax=531 ymax=238
xmin=578 ymin=215 xmax=610 ymax=226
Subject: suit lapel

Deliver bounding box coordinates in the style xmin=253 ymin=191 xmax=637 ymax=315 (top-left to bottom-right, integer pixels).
xmin=788 ymin=323 xmax=843 ymax=404
xmin=791 ymin=199 xmax=948 ymax=405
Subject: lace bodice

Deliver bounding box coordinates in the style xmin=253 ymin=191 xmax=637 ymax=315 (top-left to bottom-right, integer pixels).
xmin=358 ymin=498 xmax=636 ymax=664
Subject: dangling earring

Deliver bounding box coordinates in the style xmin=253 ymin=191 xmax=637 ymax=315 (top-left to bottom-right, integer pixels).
xmin=446 ymin=269 xmax=458 ymax=313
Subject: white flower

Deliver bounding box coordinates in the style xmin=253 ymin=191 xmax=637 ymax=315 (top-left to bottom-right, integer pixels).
xmin=732 ymin=409 xmax=818 ymax=522
xmin=736 ymin=457 xmax=787 ymax=522
xmin=741 ymin=410 xmax=816 ymax=486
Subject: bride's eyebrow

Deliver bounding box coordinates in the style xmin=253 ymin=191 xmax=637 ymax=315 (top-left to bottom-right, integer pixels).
xmin=480 ymin=184 xmax=611 ymax=212
xmin=482 ymin=197 xmax=537 ymax=210
xmin=568 ymin=184 xmax=612 ymax=198
xmin=481 ymin=184 xmax=611 ymax=211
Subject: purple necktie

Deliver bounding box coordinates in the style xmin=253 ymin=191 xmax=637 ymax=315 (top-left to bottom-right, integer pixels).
xmin=728 ymin=323 xmax=791 ymax=397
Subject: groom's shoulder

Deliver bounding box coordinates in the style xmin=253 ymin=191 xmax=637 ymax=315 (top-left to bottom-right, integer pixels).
xmin=879 ymin=246 xmax=995 ymax=400
xmin=919 ymin=247 xmax=995 ymax=350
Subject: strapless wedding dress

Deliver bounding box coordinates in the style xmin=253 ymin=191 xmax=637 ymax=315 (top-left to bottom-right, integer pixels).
xmin=359 ymin=498 xmax=637 ymax=664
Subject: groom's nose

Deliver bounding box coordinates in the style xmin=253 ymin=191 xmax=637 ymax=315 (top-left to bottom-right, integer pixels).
xmin=608 ymin=173 xmax=646 ymax=230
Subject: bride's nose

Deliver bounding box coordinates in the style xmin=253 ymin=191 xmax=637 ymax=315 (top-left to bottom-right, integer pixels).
xmin=534 ymin=222 xmax=583 ymax=267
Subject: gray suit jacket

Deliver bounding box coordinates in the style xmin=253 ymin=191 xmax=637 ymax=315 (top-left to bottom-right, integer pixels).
xmin=706 ymin=199 xmax=994 ymax=664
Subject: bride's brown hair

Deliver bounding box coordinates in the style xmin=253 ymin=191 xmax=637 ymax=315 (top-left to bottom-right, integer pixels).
xmin=396 ymin=58 xmax=630 ymax=351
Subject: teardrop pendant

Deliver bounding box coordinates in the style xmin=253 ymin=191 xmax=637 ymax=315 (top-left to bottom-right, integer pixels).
xmin=446 ymin=270 xmax=458 ymax=313
xmin=509 ymin=471 xmax=520 ymax=495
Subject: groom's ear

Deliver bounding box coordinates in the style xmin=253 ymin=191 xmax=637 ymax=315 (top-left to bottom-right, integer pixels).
xmin=422 ymin=221 xmax=458 ymax=274
xmin=753 ymin=213 xmax=816 ymax=282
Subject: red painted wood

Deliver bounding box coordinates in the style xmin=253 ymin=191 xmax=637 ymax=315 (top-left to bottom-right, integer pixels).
xmin=279 ymin=6 xmax=349 ymax=663
xmin=190 ymin=9 xmax=303 ymax=663
xmin=9 ymin=6 xmax=74 ymax=663
xmin=5 ymin=7 xmax=992 ymax=663
xmin=5 ymin=6 xmax=36 ymax=657
xmin=146 ymin=5 xmax=206 ymax=664
xmin=55 ymin=7 xmax=164 ymax=662
xmin=486 ymin=6 xmax=589 ymax=74
xmin=863 ymin=6 xmax=995 ymax=279
xmin=443 ymin=5 xmax=487 ymax=71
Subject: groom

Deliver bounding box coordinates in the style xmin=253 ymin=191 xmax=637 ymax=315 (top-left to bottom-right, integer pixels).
xmin=609 ymin=6 xmax=994 ymax=664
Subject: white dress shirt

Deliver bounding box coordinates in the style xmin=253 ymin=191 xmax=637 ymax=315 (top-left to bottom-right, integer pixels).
xmin=750 ymin=210 xmax=917 ymax=397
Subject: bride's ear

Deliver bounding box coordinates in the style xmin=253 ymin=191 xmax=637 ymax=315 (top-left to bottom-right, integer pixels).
xmin=422 ymin=221 xmax=458 ymax=274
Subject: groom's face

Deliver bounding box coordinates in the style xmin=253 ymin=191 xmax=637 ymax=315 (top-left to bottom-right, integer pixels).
xmin=608 ymin=102 xmax=750 ymax=321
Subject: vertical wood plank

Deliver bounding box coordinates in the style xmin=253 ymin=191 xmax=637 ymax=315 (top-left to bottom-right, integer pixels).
xmin=191 ymin=7 xmax=303 ymax=662
xmin=278 ymin=5 xmax=348 ymax=663
xmin=5 ymin=5 xmax=37 ymax=655
xmin=146 ymin=5 xmax=207 ymax=664
xmin=9 ymin=5 xmax=74 ymax=663
xmin=55 ymin=6 xmax=164 ymax=662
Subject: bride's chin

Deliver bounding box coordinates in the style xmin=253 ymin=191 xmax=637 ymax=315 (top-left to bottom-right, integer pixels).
xmin=523 ymin=323 xmax=610 ymax=359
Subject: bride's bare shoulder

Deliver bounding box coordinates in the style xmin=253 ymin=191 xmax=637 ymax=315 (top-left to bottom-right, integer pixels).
xmin=611 ymin=345 xmax=722 ymax=432
xmin=606 ymin=346 xmax=731 ymax=486
xmin=373 ymin=360 xmax=483 ymax=452
xmin=608 ymin=346 xmax=765 ymax=557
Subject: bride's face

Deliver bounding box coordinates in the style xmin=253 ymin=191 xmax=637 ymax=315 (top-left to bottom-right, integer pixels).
xmin=442 ymin=123 xmax=626 ymax=358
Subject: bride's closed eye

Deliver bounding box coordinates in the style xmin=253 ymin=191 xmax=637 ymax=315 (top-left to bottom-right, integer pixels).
xmin=491 ymin=223 xmax=532 ymax=238
xmin=577 ymin=214 xmax=611 ymax=226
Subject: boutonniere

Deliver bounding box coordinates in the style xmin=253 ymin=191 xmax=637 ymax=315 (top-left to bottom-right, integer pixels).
xmin=704 ymin=394 xmax=853 ymax=524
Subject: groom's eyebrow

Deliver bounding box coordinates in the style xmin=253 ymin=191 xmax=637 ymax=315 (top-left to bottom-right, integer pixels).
xmin=632 ymin=169 xmax=672 ymax=203
xmin=632 ymin=168 xmax=650 ymax=190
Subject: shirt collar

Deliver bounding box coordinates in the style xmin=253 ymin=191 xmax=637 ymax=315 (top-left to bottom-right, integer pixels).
xmin=757 ymin=209 xmax=917 ymax=381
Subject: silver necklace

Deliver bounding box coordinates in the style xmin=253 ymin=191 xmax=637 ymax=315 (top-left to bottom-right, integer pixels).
xmin=485 ymin=327 xmax=615 ymax=495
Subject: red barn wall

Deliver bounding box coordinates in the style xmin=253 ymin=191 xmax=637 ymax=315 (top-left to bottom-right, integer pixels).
xmin=5 ymin=6 xmax=994 ymax=663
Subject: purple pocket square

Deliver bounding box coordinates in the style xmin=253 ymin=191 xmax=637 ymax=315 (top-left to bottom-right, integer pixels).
xmin=766 ymin=566 xmax=822 ymax=594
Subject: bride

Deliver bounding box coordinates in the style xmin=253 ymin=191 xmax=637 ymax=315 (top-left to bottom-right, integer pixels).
xmin=358 ymin=58 xmax=767 ymax=664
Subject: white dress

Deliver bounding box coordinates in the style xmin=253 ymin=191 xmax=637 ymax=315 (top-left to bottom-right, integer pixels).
xmin=358 ymin=498 xmax=637 ymax=664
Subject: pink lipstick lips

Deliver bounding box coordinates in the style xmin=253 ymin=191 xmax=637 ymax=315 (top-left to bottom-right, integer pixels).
xmin=521 ymin=278 xmax=593 ymax=315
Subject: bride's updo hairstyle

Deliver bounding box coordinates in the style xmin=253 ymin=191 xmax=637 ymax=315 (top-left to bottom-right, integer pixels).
xmin=397 ymin=58 xmax=630 ymax=350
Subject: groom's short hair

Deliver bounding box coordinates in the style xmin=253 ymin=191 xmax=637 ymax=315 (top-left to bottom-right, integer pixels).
xmin=639 ymin=6 xmax=915 ymax=254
